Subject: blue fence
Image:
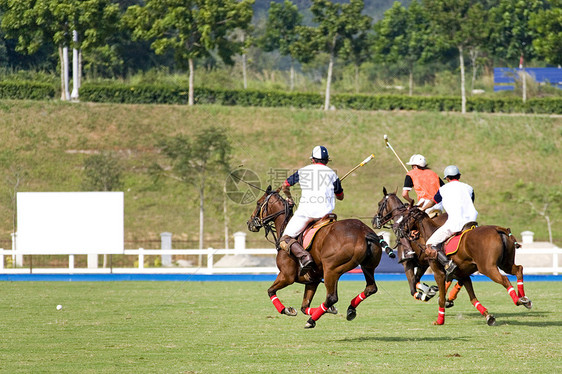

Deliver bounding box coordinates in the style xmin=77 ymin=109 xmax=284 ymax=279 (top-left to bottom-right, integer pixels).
xmin=494 ymin=67 xmax=562 ymax=91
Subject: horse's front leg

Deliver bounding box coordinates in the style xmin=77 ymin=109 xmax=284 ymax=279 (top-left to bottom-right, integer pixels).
xmin=430 ymin=262 xmax=447 ymax=325
xmin=267 ymin=252 xmax=299 ymax=316
xmin=305 ymin=271 xmax=341 ymax=329
xmin=346 ymin=266 xmax=378 ymax=321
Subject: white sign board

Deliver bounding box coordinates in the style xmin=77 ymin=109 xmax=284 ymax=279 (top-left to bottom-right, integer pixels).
xmin=16 ymin=192 xmax=124 ymax=254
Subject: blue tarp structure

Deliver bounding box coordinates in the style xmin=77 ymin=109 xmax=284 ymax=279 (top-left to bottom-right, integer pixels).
xmin=494 ymin=67 xmax=562 ymax=91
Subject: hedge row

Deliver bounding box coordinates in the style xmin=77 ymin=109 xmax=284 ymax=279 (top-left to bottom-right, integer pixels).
xmin=0 ymin=81 xmax=56 ymax=100
xmin=80 ymin=83 xmax=562 ymax=114
xmin=2 ymin=81 xmax=561 ymax=114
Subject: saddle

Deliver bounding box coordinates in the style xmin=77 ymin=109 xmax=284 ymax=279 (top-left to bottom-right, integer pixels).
xmin=444 ymin=222 xmax=478 ymax=256
xmin=297 ymin=213 xmax=337 ymax=251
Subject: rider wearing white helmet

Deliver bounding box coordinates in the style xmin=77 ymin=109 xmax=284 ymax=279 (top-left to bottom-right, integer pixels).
xmin=424 ymin=165 xmax=478 ymax=276
xmin=280 ymin=146 xmax=344 ymax=277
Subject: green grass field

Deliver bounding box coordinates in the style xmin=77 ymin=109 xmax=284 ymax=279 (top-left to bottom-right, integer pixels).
xmin=1 ymin=280 xmax=560 ymax=373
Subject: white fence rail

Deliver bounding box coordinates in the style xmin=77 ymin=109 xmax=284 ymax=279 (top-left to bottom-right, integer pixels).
xmin=0 ymin=248 xmax=279 ymax=274
xmin=0 ymin=246 xmax=560 ymax=275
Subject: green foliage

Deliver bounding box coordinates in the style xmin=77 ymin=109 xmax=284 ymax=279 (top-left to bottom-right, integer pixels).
xmin=0 ymin=81 xmax=55 ymax=100
xmin=79 ymin=82 xmax=562 ymax=114
xmin=529 ymin=0 xmax=562 ymax=65
xmin=82 ymin=151 xmax=124 ymax=191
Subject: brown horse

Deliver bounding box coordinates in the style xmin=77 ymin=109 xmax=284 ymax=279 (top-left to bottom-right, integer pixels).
xmin=373 ymin=188 xmax=449 ymax=302
xmin=397 ymin=206 xmax=532 ymax=325
xmin=247 ymin=186 xmax=389 ymax=329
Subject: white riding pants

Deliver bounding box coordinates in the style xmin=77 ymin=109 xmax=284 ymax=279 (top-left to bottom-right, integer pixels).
xmin=282 ymin=213 xmax=315 ymax=238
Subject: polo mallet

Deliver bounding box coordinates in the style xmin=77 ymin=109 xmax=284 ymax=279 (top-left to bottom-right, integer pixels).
xmin=384 ymin=134 xmax=408 ymax=172
xmin=340 ymin=154 xmax=375 ymax=181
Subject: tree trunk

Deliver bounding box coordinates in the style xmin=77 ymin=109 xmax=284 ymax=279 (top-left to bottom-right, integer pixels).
xmin=458 ymin=45 xmax=466 ymax=114
xmin=188 ymin=58 xmax=194 ymax=106
xmin=242 ymin=53 xmax=247 ymax=89
xmin=408 ymin=69 xmax=413 ymax=96
xmin=355 ymin=64 xmax=360 ymax=94
xmin=324 ymin=51 xmax=334 ymax=111
xmin=59 ymin=46 xmax=68 ymax=101
xmin=223 ymin=183 xmax=229 ymax=249
xmin=290 ymin=59 xmax=295 ymax=91
xmin=469 ymin=47 xmax=478 ymax=94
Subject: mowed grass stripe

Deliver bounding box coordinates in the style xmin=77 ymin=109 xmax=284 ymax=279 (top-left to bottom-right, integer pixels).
xmin=0 ymin=280 xmax=560 ymax=373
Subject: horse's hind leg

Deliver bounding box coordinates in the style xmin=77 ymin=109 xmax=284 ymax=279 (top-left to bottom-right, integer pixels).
xmin=462 ymin=278 xmax=496 ymax=326
xmin=347 ymin=266 xmax=378 ymax=321
xmin=501 ymin=263 xmax=532 ymax=309
xmin=304 ymin=271 xmax=342 ymax=329
xmin=267 ymin=273 xmax=298 ymax=316
xmin=479 ymin=265 xmax=531 ymax=309
xmin=301 ymin=282 xmax=336 ymax=315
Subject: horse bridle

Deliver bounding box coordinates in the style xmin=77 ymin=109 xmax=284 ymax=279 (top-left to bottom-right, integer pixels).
xmin=373 ymin=195 xmax=408 ymax=229
xmin=251 ymin=192 xmax=293 ymax=246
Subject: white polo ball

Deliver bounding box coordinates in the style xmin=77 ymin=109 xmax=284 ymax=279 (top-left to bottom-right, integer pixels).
xmin=56 ymin=304 xmax=63 ymax=311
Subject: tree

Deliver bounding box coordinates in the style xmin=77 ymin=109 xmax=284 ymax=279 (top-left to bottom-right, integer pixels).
xmin=423 ymin=0 xmax=491 ymax=113
xmin=261 ymin=0 xmax=303 ymax=91
xmin=529 ymin=0 xmax=562 ymax=66
xmin=0 ymin=0 xmax=119 ymax=100
xmin=155 ymin=127 xmax=232 ymax=251
xmin=490 ymin=0 xmax=548 ymax=101
xmin=372 ymin=1 xmax=431 ymax=96
xmin=123 ymin=0 xmax=254 ymax=106
xmin=513 ymin=180 xmax=561 ymax=244
xmin=82 ymin=152 xmax=124 ymax=192
xmin=295 ymin=0 xmax=371 ymax=110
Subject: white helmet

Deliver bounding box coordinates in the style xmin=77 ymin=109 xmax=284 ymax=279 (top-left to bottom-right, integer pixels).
xmin=444 ymin=165 xmax=460 ymax=178
xmin=406 ymin=154 xmax=427 ymax=168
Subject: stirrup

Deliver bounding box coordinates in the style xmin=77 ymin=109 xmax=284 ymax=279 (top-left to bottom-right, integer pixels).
xmin=444 ymin=260 xmax=457 ymax=276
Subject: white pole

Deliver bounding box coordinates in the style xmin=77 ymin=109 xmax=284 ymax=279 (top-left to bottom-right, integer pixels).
xmin=70 ymin=30 xmax=79 ymax=101
xmin=63 ymin=46 xmax=70 ymax=101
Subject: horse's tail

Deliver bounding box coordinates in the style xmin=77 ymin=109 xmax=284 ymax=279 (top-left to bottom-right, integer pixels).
xmin=496 ymin=227 xmax=520 ymax=265
xmin=366 ymin=232 xmax=395 ymax=259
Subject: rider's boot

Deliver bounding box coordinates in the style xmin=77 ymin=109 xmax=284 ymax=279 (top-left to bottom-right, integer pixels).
xmin=436 ymin=250 xmax=457 ymax=276
xmin=290 ymin=241 xmax=314 ymax=276
xmin=280 ymin=235 xmax=314 ymax=276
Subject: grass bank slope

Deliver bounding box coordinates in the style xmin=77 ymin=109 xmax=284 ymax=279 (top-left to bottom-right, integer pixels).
xmin=0 ymin=100 xmax=559 ymax=247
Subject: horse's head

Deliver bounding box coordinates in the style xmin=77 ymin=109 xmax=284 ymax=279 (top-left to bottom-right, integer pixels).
xmin=372 ymin=187 xmax=408 ymax=228
xmin=396 ymin=206 xmax=430 ymax=241
xmin=247 ymin=185 xmax=288 ymax=233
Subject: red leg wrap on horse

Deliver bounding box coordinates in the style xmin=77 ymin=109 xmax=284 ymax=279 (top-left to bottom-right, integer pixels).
xmin=517 ymin=280 xmax=525 ymax=297
xmin=351 ymin=292 xmax=366 ymax=308
xmin=472 ymin=300 xmax=487 ymax=315
xmin=507 ymin=286 xmax=519 ymax=304
xmin=304 ymin=307 xmax=315 ymax=315
xmin=270 ymin=295 xmax=285 ymax=313
xmin=311 ymin=303 xmax=328 ymax=321
xmin=437 ymin=307 xmax=445 ymax=325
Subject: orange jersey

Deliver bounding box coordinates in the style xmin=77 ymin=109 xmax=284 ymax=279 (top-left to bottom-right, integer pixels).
xmin=406 ymin=168 xmax=441 ymax=201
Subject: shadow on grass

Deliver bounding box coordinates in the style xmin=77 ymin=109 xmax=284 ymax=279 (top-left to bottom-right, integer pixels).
xmin=339 ymin=336 xmax=471 ymax=343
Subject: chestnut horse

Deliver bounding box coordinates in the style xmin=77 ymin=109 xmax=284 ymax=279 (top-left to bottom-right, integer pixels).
xmin=247 ymin=186 xmax=389 ymax=329
xmin=373 ymin=188 xmax=450 ymax=302
xmin=397 ymin=206 xmax=532 ymax=325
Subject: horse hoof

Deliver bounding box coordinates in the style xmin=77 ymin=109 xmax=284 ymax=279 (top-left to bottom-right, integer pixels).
xmin=346 ymin=306 xmax=357 ymax=321
xmin=432 ymin=320 xmax=444 ymax=326
xmin=304 ymin=319 xmax=316 ymax=329
xmin=283 ymin=307 xmax=298 ymax=316
xmin=486 ymin=314 xmax=496 ymax=326
xmin=327 ymin=306 xmax=338 ymax=315
xmin=518 ymin=296 xmax=533 ymax=309
xmin=445 ymin=300 xmax=454 ymax=308
xmin=428 ymin=285 xmax=439 ymax=297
